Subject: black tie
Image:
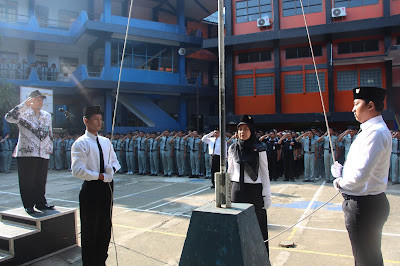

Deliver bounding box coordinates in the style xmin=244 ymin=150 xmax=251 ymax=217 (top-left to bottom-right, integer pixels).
xmin=164 ymin=137 xmax=167 ymax=150
xmin=192 ymin=138 xmax=195 ymax=150
xmin=178 ymin=138 xmax=181 ymax=150
xmin=212 ymin=139 xmax=216 ymax=155
xmin=308 ymin=138 xmax=311 ymax=152
xmin=96 ymin=137 xmax=105 ymax=173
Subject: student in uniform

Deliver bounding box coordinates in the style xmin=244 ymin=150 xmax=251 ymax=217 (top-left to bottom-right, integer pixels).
xmin=71 ymin=105 xmax=120 ymax=266
xmin=260 ymin=131 xmax=280 ymax=181
xmin=170 ymin=131 xmax=185 ymax=177
xmin=136 ymin=131 xmax=146 ymax=175
xmin=1 ymin=134 xmax=13 ymax=173
xmin=278 ymin=132 xmax=296 ymax=182
xmin=337 ymin=126 xmax=357 ymax=162
xmin=124 ymin=132 xmax=133 ymax=174
xmin=184 ymin=131 xmax=202 ymax=178
xmin=296 ymin=130 xmax=318 ymax=182
xmin=228 ymin=115 xmax=271 ymax=253
xmin=65 ymin=134 xmax=75 ymax=171
xmin=317 ymin=128 xmax=338 ymax=183
xmin=391 ymin=130 xmax=400 ymax=184
xmin=331 ymin=87 xmax=391 ymax=266
xmin=156 ymin=130 xmax=173 ymax=177
xmin=148 ymin=132 xmax=159 ymax=176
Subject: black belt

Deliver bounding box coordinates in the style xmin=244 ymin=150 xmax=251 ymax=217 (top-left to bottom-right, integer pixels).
xmin=342 ymin=192 xmax=385 ymax=201
xmin=305 ymin=152 xmax=314 ymax=154
xmin=66 ymin=150 xmax=71 ymax=151
xmin=127 ymin=151 xmax=133 ymax=153
xmin=324 ymin=148 xmax=334 ymax=152
xmin=116 ymin=149 xmax=121 ymax=151
xmin=139 ymin=149 xmax=145 ymax=151
xmin=191 ymin=150 xmax=198 ymax=152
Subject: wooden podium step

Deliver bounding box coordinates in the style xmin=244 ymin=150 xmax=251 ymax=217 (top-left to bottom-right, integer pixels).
xmin=0 ymin=207 xmax=77 ymax=265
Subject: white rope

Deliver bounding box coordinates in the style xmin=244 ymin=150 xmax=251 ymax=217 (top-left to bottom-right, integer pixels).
xmin=107 ymin=0 xmax=135 ymax=265
xmin=265 ymin=0 xmax=340 ymax=243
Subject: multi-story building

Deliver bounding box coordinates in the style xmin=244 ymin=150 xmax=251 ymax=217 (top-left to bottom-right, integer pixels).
xmin=0 ymin=0 xmax=219 ymax=133
xmin=204 ymin=0 xmax=400 ymax=130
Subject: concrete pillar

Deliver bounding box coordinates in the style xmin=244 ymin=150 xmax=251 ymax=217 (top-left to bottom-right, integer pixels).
xmin=177 ymin=0 xmax=185 ymax=33
xmin=104 ymin=0 xmax=111 ymax=23
xmin=178 ymin=53 xmax=186 ymax=85
xmin=28 ymin=0 xmax=35 ymax=16
xmin=104 ymin=37 xmax=111 ymax=80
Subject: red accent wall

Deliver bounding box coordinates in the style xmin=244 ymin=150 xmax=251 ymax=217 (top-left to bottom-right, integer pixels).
xmin=391 ymin=0 xmax=400 ymax=15
xmin=234 ymin=73 xmax=276 ymax=115
xmin=331 ymin=2 xmax=383 ymax=23
xmin=333 ymin=63 xmax=386 ymax=112
xmin=187 ymin=21 xmax=209 ymax=38
xmin=232 ymin=0 xmax=274 ymax=35
xmin=281 ymin=69 xmax=329 ymax=114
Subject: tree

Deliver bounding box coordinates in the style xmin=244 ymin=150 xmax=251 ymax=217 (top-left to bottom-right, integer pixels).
xmin=0 ymin=80 xmax=19 ymax=136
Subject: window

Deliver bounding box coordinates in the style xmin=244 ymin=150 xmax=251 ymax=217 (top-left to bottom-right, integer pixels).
xmin=338 ymin=40 xmax=379 ymax=54
xmin=59 ymin=57 xmax=78 ymax=74
xmin=286 ymin=45 xmax=322 ymax=59
xmin=284 ymin=74 xmax=303 ymax=94
xmin=0 ymin=0 xmax=17 ymax=23
xmin=337 ymin=70 xmax=358 ymax=91
xmin=334 ymin=0 xmax=378 ymax=8
xmin=238 ymin=50 xmax=272 ymax=63
xmin=237 ymin=78 xmax=254 ymax=96
xmin=360 ymin=68 xmax=381 ymax=87
xmin=111 ymin=39 xmax=177 ymax=73
xmin=236 ymin=0 xmax=272 ymax=23
xmin=282 ymin=0 xmax=323 ymax=17
xmin=58 ymin=9 xmax=78 ymax=28
xmin=35 ymin=5 xmax=49 ymax=27
xmin=256 ymin=76 xmax=274 ymax=95
xmin=305 ymin=73 xmax=325 ymax=92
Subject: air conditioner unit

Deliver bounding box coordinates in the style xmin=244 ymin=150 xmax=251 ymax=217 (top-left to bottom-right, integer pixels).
xmin=332 ymin=7 xmax=346 ymax=18
xmin=257 ymin=16 xmax=270 ymax=27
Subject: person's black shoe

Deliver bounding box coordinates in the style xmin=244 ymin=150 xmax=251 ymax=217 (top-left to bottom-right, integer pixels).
xmin=210 ymin=185 xmax=215 ymax=188
xmin=36 ymin=204 xmax=55 ymax=210
xmin=189 ymin=176 xmax=195 ymax=178
xmin=25 ymin=207 xmax=36 ymax=214
xmin=284 ymin=179 xmax=289 ymax=181
xmin=303 ymin=179 xmax=310 ymax=182
xmin=178 ymin=175 xmax=182 ymax=177
xmin=163 ymin=174 xmax=168 ymax=177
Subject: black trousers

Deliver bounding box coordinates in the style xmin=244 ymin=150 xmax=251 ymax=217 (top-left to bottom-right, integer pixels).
xmin=282 ymin=156 xmax=295 ymax=180
xmin=17 ymin=157 xmax=49 ymax=208
xmin=231 ymin=182 xmax=269 ymax=254
xmin=211 ymin=155 xmax=220 ymax=186
xmin=342 ymin=193 xmax=390 ymax=266
xmin=79 ymin=180 xmax=113 ymax=266
xmin=267 ymin=156 xmax=278 ymax=180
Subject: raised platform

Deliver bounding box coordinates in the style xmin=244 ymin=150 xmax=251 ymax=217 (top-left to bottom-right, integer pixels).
xmin=180 ymin=203 xmax=271 ymax=266
xmin=0 ymin=207 xmax=77 ymax=265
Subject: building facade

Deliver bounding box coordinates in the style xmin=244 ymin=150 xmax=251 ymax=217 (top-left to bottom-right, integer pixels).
xmin=0 ymin=0 xmax=219 ymax=134
xmin=204 ymin=0 xmax=400 ymax=130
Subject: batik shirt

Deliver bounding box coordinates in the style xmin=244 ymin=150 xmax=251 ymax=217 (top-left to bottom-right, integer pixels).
xmin=5 ymin=102 xmax=53 ymax=159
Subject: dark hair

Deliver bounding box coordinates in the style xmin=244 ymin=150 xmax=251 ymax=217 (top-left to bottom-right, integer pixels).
xmin=363 ymin=99 xmax=384 ymax=113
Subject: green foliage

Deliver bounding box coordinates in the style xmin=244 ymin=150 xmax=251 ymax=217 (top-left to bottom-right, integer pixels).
xmin=0 ymin=80 xmax=19 ymax=136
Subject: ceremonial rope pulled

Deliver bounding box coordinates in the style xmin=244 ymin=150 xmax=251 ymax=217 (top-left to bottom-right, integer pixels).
xmin=107 ymin=0 xmax=135 ymax=265
xmin=265 ymin=0 xmax=340 ymax=243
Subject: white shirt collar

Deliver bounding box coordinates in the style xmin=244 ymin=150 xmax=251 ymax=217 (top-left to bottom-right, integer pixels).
xmin=360 ymin=115 xmax=383 ymax=132
xmin=85 ymin=130 xmax=98 ymax=140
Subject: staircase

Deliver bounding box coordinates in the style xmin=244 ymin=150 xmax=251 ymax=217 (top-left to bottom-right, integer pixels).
xmin=0 ymin=207 xmax=77 ymax=265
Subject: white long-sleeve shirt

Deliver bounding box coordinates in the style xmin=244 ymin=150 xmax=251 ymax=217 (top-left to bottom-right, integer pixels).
xmin=72 ymin=131 xmax=121 ymax=181
xmin=5 ymin=102 xmax=53 ymax=159
xmin=335 ymin=115 xmax=392 ymax=196
xmin=227 ymin=149 xmax=271 ymax=208
xmin=201 ymin=132 xmax=227 ymax=156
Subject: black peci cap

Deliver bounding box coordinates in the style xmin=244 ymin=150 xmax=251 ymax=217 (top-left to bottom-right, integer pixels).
xmin=83 ymin=105 xmax=103 ymax=118
xmin=353 ymin=87 xmax=386 ymax=102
